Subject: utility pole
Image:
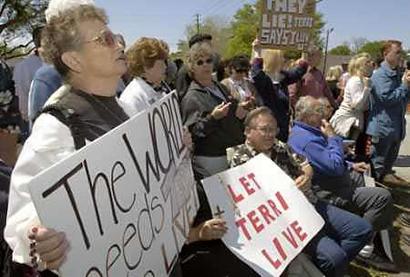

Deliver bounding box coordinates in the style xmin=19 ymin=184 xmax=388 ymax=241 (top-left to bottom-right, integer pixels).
xmin=323 ymin=27 xmax=334 ymax=74
xmin=195 ymin=14 xmax=201 ymax=34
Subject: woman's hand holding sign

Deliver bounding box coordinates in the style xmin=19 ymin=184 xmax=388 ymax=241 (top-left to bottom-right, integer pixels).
xmin=28 ymin=226 xmax=69 ymax=270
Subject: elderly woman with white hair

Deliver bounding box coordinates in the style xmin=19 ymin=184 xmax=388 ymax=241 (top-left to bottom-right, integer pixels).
xmin=5 ymin=4 xmax=129 ymax=275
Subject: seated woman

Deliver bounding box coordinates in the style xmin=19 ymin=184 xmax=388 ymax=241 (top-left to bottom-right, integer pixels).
xmin=120 ymin=37 xmax=169 ymax=115
xmin=221 ymin=54 xmax=259 ymax=107
xmin=4 ymin=4 xmax=130 ymax=274
xmin=228 ymin=107 xmax=372 ymax=277
xmin=180 ymin=42 xmax=250 ymax=179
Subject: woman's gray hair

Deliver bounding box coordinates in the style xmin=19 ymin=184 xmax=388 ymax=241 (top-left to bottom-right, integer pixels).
xmin=294 ymin=96 xmax=322 ymax=122
xmin=186 ymin=42 xmax=214 ymax=77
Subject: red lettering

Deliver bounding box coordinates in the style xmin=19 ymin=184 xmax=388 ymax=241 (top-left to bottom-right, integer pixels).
xmin=261 ymin=248 xmax=281 ymax=269
xmin=247 ymin=172 xmax=261 ymax=189
xmin=236 ymin=217 xmax=252 ymax=240
xmin=291 ymin=220 xmax=307 ymax=242
xmin=227 ymin=184 xmax=244 ymax=204
xmin=257 ymin=204 xmax=276 ymax=224
xmin=261 ymin=237 xmax=288 ymax=270
xmin=275 ymin=191 xmax=289 ymax=211
xmin=273 ymin=237 xmax=287 ymax=261
xmin=267 ymin=199 xmax=282 ymax=217
xmin=247 ymin=210 xmax=264 ymax=234
xmin=282 ymin=227 xmax=298 ymax=249
xmin=239 ymin=177 xmax=255 ymax=195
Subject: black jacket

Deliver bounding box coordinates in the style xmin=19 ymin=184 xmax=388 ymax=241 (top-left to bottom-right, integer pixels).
xmin=181 ymin=80 xmax=244 ymax=157
xmin=251 ymin=59 xmax=307 ymax=142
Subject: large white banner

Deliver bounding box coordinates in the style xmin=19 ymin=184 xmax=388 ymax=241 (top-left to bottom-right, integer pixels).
xmin=29 ymin=92 xmax=199 ymax=276
xmin=202 ymin=154 xmax=324 ymax=277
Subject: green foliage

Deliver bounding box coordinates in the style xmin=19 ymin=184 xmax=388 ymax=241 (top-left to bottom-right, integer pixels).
xmin=174 ymin=0 xmax=325 ymax=60
xmin=175 ymin=15 xmax=231 ymax=60
xmin=357 ymin=41 xmax=384 ymax=61
xmin=329 ymin=44 xmax=352 ymax=56
xmin=0 ymin=0 xmax=47 ymax=59
xmin=224 ymin=1 xmax=325 ymax=59
xmin=224 ymin=4 xmax=259 ymax=58
xmin=310 ymin=12 xmax=325 ymax=49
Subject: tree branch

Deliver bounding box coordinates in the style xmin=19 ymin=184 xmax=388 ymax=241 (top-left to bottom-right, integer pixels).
xmin=3 ymin=40 xmax=33 ymax=56
xmin=0 ymin=1 xmax=7 ymax=18
xmin=0 ymin=17 xmax=19 ymax=34
xmin=4 ymin=47 xmax=35 ymax=60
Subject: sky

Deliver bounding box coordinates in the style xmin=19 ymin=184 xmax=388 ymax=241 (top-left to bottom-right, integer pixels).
xmin=95 ymin=0 xmax=410 ymax=52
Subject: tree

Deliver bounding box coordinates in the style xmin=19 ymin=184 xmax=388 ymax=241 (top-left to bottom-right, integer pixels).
xmin=224 ymin=0 xmax=325 ymax=58
xmin=224 ymin=3 xmax=259 ymax=58
xmin=350 ymin=37 xmax=368 ymax=54
xmin=0 ymin=0 xmax=47 ymax=60
xmin=175 ymin=15 xmax=231 ymax=59
xmin=357 ymin=40 xmax=384 ymax=61
xmin=329 ymin=44 xmax=352 ymax=56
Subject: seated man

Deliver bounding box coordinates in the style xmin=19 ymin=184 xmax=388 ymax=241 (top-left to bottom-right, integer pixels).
xmin=288 ymin=96 xmax=396 ymax=272
xmin=228 ymin=107 xmax=372 ymax=277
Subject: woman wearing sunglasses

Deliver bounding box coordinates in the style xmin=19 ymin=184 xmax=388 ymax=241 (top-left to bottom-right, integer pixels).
xmin=221 ymin=55 xmax=259 ymax=106
xmin=5 ymin=5 xmax=129 ymax=274
xmin=179 ymin=42 xmax=260 ymax=277
xmin=181 ymin=43 xmax=249 ymax=179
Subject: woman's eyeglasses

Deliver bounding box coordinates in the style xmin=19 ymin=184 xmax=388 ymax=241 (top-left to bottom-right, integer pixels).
xmin=235 ymin=68 xmax=249 ymax=74
xmin=84 ymin=30 xmax=123 ymax=48
xmin=196 ymin=58 xmax=213 ymax=66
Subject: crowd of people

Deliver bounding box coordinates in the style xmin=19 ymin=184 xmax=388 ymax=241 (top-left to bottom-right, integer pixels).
xmin=0 ymin=0 xmax=410 ymax=276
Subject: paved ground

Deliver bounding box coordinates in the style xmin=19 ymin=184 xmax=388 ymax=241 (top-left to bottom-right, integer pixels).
xmin=349 ymin=115 xmax=410 ymax=277
xmin=389 ymin=114 xmax=410 ymax=277
xmin=394 ymin=115 xmax=410 ymax=181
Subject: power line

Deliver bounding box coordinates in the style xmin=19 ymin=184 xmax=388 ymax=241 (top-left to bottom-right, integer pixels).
xmin=203 ymin=0 xmax=247 ymax=18
xmin=203 ymin=0 xmax=231 ymax=17
xmin=200 ymin=0 xmax=221 ymax=15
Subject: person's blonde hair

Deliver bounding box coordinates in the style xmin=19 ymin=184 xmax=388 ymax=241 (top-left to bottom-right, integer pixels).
xmin=126 ymin=37 xmax=169 ymax=77
xmin=41 ymin=4 xmax=108 ymax=81
xmin=348 ymin=53 xmax=372 ymax=76
xmin=261 ymin=49 xmax=284 ymax=74
xmin=186 ymin=42 xmax=214 ymax=77
xmin=326 ymin=65 xmax=343 ymax=81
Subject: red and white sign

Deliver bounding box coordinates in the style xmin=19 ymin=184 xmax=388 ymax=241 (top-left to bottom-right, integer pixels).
xmin=202 ymin=154 xmax=324 ymax=277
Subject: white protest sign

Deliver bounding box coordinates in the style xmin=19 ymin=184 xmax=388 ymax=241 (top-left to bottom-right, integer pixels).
xmin=260 ymin=0 xmax=316 ymax=50
xmin=29 ymin=92 xmax=199 ymax=277
xmin=202 ymin=154 xmax=324 ymax=277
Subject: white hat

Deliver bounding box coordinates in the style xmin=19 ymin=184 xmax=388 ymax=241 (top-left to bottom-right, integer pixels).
xmin=45 ymin=0 xmax=95 ymax=22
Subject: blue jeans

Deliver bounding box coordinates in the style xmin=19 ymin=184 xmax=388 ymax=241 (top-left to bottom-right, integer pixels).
xmin=371 ymin=136 xmax=401 ymax=180
xmin=306 ymin=201 xmax=372 ymax=277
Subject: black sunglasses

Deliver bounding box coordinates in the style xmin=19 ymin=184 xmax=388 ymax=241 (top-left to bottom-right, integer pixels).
xmin=235 ymin=68 xmax=249 ymax=73
xmin=196 ymin=58 xmax=213 ymax=66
